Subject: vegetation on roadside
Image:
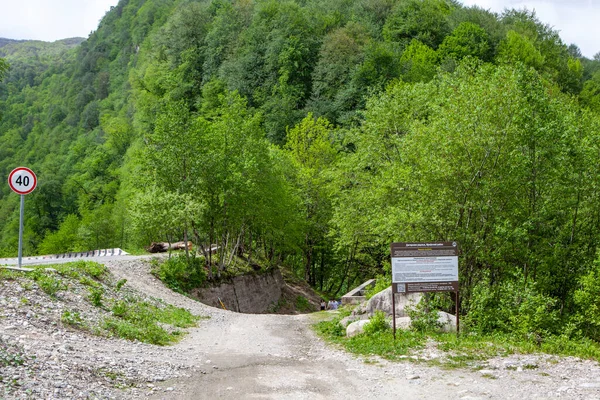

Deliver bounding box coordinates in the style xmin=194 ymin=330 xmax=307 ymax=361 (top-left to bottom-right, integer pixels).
xmin=1 ymin=261 xmax=202 ymax=345
xmin=314 ymin=305 xmax=600 ymax=368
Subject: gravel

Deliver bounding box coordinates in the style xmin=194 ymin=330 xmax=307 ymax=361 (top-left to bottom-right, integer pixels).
xmin=2 ymin=258 xmax=600 ymax=399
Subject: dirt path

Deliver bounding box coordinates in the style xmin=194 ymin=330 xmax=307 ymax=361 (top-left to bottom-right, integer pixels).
xmin=104 ymin=259 xmax=600 ymax=400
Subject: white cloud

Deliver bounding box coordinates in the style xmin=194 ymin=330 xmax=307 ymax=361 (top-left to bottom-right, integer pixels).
xmin=461 ymin=0 xmax=600 ymax=57
xmin=0 ymin=0 xmax=119 ymax=42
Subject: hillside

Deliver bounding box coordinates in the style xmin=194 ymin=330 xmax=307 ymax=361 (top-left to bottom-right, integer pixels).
xmin=1 ymin=0 xmax=600 ymax=351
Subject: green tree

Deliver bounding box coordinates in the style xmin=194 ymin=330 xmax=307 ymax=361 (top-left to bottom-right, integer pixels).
xmin=399 ymin=39 xmax=438 ymax=82
xmin=335 ymin=60 xmax=599 ymax=317
xmin=496 ymin=30 xmax=544 ymax=69
xmin=286 ymin=113 xmax=337 ymax=284
xmin=37 ymin=214 xmax=81 ymax=254
xmin=0 ymin=57 xmax=8 ymax=82
xmin=438 ymin=22 xmax=491 ymax=62
xmin=383 ymin=0 xmax=453 ymax=48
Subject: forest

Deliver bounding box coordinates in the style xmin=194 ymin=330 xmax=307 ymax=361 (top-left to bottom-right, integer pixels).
xmin=1 ymin=0 xmax=600 ymax=342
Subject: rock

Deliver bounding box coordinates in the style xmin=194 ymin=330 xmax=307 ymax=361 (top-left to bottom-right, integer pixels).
xmin=362 ymin=287 xmax=422 ymax=318
xmin=339 ymin=315 xmax=361 ymax=328
xmin=390 ymin=316 xmax=412 ymax=330
xmin=437 ymin=311 xmax=457 ymax=333
xmin=346 ymin=320 xmax=371 ymax=337
xmin=579 ymin=382 xmax=600 ymax=389
xmin=478 ymin=369 xmax=498 ymax=379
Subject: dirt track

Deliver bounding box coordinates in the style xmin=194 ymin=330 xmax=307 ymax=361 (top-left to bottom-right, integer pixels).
xmin=107 ymin=259 xmax=600 ymax=400
xmin=3 ymin=258 xmax=600 ymax=399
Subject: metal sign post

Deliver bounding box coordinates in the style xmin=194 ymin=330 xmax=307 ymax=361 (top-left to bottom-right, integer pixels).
xmin=390 ymin=241 xmax=460 ymax=339
xmin=8 ymin=167 xmax=37 ymax=268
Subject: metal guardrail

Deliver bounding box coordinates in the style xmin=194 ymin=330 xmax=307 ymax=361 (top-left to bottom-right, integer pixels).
xmin=0 ymin=248 xmax=129 ymax=263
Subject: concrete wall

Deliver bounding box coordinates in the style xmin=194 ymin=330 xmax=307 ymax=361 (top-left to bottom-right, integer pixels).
xmin=191 ymin=269 xmax=284 ymax=313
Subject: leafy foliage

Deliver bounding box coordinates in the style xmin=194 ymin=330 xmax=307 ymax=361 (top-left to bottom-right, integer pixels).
xmin=363 ymin=310 xmax=390 ymax=335
xmin=151 ymin=255 xmax=207 ymax=293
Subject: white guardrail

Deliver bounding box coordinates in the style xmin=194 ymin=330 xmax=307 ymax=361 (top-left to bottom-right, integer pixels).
xmin=0 ymin=248 xmax=129 ymax=263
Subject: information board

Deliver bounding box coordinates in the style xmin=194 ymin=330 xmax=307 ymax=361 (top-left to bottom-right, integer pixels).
xmin=390 ymin=242 xmax=459 ymax=293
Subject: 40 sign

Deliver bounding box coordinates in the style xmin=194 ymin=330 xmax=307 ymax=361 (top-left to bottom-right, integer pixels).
xmin=8 ymin=167 xmax=37 ymax=195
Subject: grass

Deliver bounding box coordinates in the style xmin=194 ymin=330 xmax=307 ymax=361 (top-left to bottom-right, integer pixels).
xmin=0 ymin=342 xmax=25 ymax=367
xmin=1 ymin=261 xmax=204 ymax=346
xmin=295 ymin=295 xmax=314 ymax=312
xmin=103 ymin=301 xmax=200 ymax=345
xmin=313 ymin=313 xmax=600 ymax=369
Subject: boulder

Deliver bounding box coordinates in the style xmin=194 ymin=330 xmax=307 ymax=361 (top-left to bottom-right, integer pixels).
xmin=339 ymin=315 xmax=360 ymax=328
xmin=436 ymin=311 xmax=457 ymax=333
xmin=346 ymin=319 xmax=371 ymax=337
xmin=361 ymin=287 xmax=422 ymax=318
xmin=390 ymin=316 xmax=412 ymax=330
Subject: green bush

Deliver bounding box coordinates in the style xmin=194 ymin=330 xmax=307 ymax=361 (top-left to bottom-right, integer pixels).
xmin=88 ymin=287 xmax=104 ymax=307
xmin=111 ymin=300 xmax=128 ymax=317
xmin=314 ymin=317 xmax=346 ymax=338
xmin=364 ymin=310 xmax=390 ymax=335
xmin=152 ymin=254 xmax=207 ymax=293
xmin=32 ymin=271 xmax=66 ymax=296
xmin=102 ymin=317 xmax=174 ymax=346
xmin=0 ymin=339 xmax=25 ymax=367
xmin=102 ymin=300 xmax=199 ymax=345
xmin=115 ymin=278 xmax=127 ymax=291
xmin=365 ymin=263 xmax=392 ymax=300
xmin=466 ymin=272 xmax=558 ymax=340
xmin=55 ymin=261 xmax=108 ymax=281
xmin=574 ymin=254 xmax=600 ymax=341
xmin=405 ymin=297 xmax=442 ymax=333
xmin=365 ymin=278 xmax=389 ymax=300
xmin=61 ymin=310 xmax=85 ymax=328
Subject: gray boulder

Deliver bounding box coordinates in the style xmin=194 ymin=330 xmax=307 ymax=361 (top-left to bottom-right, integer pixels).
xmin=436 ymin=311 xmax=457 ymax=333
xmin=390 ymin=316 xmax=412 ymax=330
xmin=359 ymin=286 xmax=422 ymax=318
xmin=339 ymin=315 xmax=362 ymax=328
xmin=346 ymin=319 xmax=371 ymax=337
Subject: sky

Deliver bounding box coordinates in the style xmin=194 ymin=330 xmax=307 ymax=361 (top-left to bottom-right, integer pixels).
xmin=0 ymin=0 xmax=597 ymax=58
xmin=461 ymin=0 xmax=600 ymax=58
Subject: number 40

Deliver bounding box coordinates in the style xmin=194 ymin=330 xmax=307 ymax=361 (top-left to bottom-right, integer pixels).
xmin=16 ymin=175 xmax=30 ymax=187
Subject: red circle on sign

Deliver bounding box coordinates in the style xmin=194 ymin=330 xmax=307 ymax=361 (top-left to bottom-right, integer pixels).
xmin=8 ymin=167 xmax=37 ymax=195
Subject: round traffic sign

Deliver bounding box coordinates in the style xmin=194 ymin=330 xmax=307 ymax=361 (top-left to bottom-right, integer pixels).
xmin=8 ymin=167 xmax=37 ymax=195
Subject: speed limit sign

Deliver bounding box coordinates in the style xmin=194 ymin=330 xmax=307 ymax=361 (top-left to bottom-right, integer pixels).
xmin=8 ymin=167 xmax=37 ymax=195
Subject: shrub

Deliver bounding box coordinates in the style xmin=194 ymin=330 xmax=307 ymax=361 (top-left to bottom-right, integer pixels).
xmin=466 ymin=271 xmax=558 ymax=340
xmin=61 ymin=310 xmax=85 ymax=328
xmin=115 ymin=278 xmax=127 ymax=291
xmin=365 ymin=263 xmax=392 ymax=300
xmin=574 ymin=254 xmax=600 ymax=341
xmin=315 ymin=317 xmax=346 ymax=338
xmin=32 ymin=271 xmax=66 ymax=296
xmin=364 ymin=311 xmax=390 ymax=335
xmin=152 ymin=254 xmax=207 ymax=293
xmin=111 ymin=300 xmax=128 ymax=317
xmin=405 ymin=297 xmax=442 ymax=333
xmin=102 ymin=300 xmax=199 ymax=345
xmin=365 ymin=278 xmax=389 ymax=300
xmin=88 ymin=287 xmax=104 ymax=307
xmin=0 ymin=339 xmax=25 ymax=367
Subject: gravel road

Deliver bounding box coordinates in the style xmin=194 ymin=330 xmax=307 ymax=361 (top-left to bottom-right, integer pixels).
xmin=2 ymin=258 xmax=600 ymax=399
